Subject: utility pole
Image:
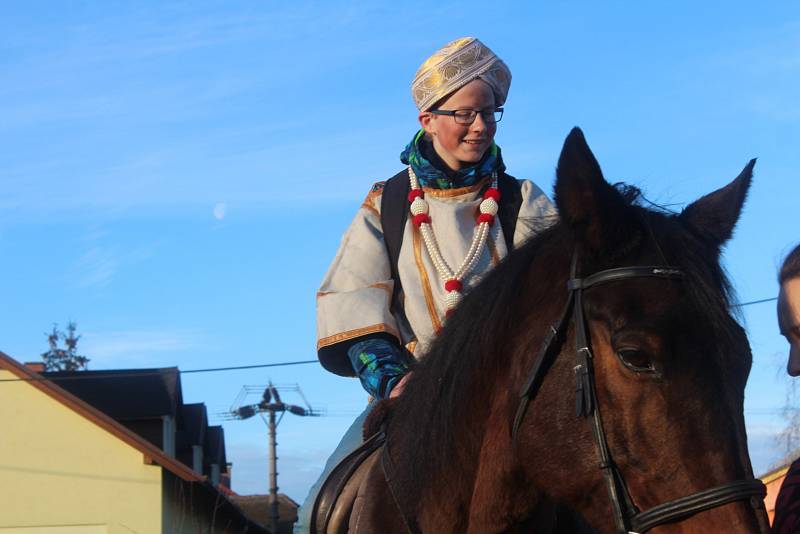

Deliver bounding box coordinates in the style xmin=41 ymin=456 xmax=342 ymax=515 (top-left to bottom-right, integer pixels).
xmin=266 ymin=388 xmax=280 ymax=532
xmin=225 ymin=382 xmax=319 ymax=533
xmin=268 ymin=407 xmax=278 ymax=531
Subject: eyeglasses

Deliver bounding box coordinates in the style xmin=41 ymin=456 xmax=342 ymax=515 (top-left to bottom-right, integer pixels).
xmin=429 ymin=107 xmax=504 ymax=125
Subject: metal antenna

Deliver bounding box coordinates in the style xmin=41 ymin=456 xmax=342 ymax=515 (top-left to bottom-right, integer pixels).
xmin=225 ymin=381 xmax=320 ymax=533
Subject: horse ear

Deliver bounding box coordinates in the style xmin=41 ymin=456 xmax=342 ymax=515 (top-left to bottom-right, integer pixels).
xmin=554 ymin=127 xmax=637 ymax=251
xmin=679 ymin=159 xmax=755 ymax=248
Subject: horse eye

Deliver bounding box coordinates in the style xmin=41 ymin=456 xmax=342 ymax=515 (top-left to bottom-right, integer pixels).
xmin=616 ymin=348 xmax=656 ymax=374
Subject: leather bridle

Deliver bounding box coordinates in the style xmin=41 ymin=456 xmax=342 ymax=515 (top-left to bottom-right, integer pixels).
xmin=511 ymin=251 xmax=766 ymax=534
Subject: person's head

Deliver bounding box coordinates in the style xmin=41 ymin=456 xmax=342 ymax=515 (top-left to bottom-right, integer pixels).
xmin=419 ymin=79 xmax=497 ymax=170
xmin=411 ymin=37 xmax=510 ymax=171
xmin=778 ymin=244 xmax=800 ymax=375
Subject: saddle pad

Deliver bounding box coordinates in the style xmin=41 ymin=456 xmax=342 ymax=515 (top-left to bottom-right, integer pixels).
xmin=311 ymin=431 xmax=386 ymax=534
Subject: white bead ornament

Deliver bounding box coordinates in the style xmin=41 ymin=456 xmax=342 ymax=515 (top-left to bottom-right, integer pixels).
xmin=410 ymin=197 xmax=428 ymax=215
xmin=407 ymin=166 xmax=498 ymax=315
xmin=480 ymin=197 xmax=499 ymax=215
xmin=445 ymin=290 xmax=463 ymax=309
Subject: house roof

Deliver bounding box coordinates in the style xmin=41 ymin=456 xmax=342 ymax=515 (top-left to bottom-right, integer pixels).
xmin=176 ymin=403 xmax=209 ymax=471
xmin=42 ymin=367 xmax=183 ymax=419
xmin=229 ymin=494 xmax=299 ymax=533
xmin=205 ymin=425 xmax=227 ymax=468
xmin=190 ymin=478 xmax=270 ymax=534
xmin=0 ymin=351 xmax=203 ymax=483
xmin=761 ymin=463 xmax=791 ymax=485
xmin=180 ymin=402 xmax=208 ymax=446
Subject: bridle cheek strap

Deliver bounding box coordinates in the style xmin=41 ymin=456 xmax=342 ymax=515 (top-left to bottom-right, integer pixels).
xmin=629 ymin=479 xmax=766 ymax=533
xmin=512 ymin=261 xmax=767 ymax=533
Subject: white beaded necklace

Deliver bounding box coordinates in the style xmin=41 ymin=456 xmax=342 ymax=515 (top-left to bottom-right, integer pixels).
xmin=407 ymin=166 xmax=500 ymax=315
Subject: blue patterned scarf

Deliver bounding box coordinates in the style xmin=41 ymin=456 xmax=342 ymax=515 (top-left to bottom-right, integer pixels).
xmin=400 ymin=129 xmax=505 ymax=189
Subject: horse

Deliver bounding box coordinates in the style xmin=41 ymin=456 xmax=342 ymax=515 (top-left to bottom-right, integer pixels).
xmin=317 ymin=128 xmax=770 ymax=533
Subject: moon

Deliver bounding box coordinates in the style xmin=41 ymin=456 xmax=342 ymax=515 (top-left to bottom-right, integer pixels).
xmin=213 ymin=203 xmax=227 ymax=220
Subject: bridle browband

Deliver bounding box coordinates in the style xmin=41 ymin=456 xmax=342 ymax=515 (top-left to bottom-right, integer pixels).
xmin=511 ymin=251 xmax=766 ymax=534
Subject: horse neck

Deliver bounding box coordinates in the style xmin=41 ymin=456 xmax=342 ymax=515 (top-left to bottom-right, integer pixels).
xmin=388 ymin=235 xmax=576 ymax=529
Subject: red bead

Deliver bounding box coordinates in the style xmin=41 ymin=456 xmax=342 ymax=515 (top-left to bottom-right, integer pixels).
xmin=477 ymin=213 xmax=495 ymax=225
xmin=483 ymin=188 xmax=501 ymax=202
xmin=444 ymin=279 xmax=462 ymax=292
xmin=445 ymin=309 xmax=455 ymax=319
xmin=408 ymin=189 xmax=424 ymax=202
xmin=412 ymin=213 xmax=431 ymax=227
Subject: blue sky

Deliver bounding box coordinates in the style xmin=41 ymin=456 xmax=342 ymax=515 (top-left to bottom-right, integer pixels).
xmin=1 ymin=1 xmax=799 ymax=501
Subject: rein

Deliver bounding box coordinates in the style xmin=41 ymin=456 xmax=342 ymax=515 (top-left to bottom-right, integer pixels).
xmin=511 ymin=250 xmax=766 ymax=533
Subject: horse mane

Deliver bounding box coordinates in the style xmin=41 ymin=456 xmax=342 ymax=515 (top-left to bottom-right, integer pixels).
xmin=386 ymin=183 xmax=743 ymax=509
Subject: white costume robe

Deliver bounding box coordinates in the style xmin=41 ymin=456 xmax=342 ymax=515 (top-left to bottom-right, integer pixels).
xmin=316 ymin=175 xmax=556 ymax=373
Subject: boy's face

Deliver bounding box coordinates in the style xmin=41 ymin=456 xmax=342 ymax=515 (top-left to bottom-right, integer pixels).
xmin=778 ymin=277 xmax=800 ymax=376
xmin=419 ymin=79 xmax=497 ymax=171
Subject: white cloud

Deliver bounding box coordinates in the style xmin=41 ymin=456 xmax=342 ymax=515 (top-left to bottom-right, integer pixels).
xmin=72 ymin=246 xmax=119 ymax=288
xmin=691 ymin=19 xmax=800 ymax=123
xmin=81 ymin=329 xmax=205 ymax=367
xmin=68 ymin=231 xmax=158 ymax=289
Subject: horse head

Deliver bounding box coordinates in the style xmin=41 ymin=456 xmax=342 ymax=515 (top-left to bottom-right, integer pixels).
xmin=511 ymin=128 xmax=767 ymax=532
xmin=352 ymin=128 xmax=768 ymax=534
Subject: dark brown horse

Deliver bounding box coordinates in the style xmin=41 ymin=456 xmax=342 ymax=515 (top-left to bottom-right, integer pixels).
xmin=338 ymin=129 xmax=770 ymax=533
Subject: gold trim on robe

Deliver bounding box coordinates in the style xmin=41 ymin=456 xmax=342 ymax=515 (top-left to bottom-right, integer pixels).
xmin=487 ymin=233 xmax=501 ymax=267
xmin=369 ymin=282 xmax=393 ymax=300
xmin=423 ymin=177 xmax=490 ymax=198
xmin=360 ymin=201 xmax=380 ymax=218
xmin=413 ymin=224 xmax=443 ymax=334
xmin=317 ymin=323 xmax=400 ymax=350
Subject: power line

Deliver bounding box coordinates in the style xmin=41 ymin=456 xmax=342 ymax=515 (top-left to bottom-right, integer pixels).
xmin=181 ymin=360 xmax=317 ymax=374
xmin=732 ymin=297 xmax=778 ymax=308
xmin=0 ymin=359 xmax=318 ymax=383
xmin=0 ymin=296 xmax=780 ymax=384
